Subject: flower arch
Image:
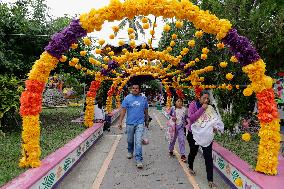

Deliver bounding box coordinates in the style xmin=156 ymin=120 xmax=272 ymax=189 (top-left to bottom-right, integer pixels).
xmin=19 ymin=0 xmax=280 ymax=175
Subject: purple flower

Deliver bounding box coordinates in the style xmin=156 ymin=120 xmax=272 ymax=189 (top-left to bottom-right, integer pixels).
xmin=222 ymin=28 xmax=260 ymax=66
xmin=179 ymin=62 xmax=185 ymax=70
xmin=45 ymin=19 xmax=87 ymax=59
xmin=101 ymin=68 xmax=108 ymax=76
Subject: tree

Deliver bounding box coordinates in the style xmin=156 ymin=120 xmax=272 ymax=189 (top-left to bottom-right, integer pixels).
xmin=117 ymin=16 xmax=152 ymax=40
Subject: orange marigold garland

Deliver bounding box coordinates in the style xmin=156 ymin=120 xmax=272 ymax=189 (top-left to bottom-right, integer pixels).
xmin=84 ymin=80 xmax=101 ymax=127
xmin=255 ymin=88 xmax=280 ymax=175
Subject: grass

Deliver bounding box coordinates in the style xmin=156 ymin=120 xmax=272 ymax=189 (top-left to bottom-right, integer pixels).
xmin=214 ymin=131 xmax=260 ymax=168
xmin=0 ymin=107 xmax=85 ymax=187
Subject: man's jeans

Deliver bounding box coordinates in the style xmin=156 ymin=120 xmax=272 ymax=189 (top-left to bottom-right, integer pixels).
xmin=126 ymin=124 xmax=144 ymax=162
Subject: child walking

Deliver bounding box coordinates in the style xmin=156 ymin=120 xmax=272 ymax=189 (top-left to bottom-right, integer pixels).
xmin=168 ymin=98 xmax=187 ymax=162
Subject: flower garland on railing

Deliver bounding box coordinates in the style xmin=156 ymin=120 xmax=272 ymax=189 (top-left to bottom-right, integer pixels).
xmin=84 ymin=80 xmax=101 ymax=127
xmin=223 ymin=28 xmax=280 ymax=175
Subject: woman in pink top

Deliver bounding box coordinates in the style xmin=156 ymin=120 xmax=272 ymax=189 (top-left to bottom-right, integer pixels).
xmin=186 ymin=90 xmax=217 ymax=189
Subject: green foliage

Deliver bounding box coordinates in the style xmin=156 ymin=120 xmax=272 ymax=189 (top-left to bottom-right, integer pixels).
xmin=215 ymin=132 xmax=259 ymax=168
xmin=97 ymin=80 xmax=113 ymax=105
xmin=198 ymin=0 xmax=284 ymax=74
xmin=0 ymin=107 xmax=85 ymax=186
xmin=0 ymin=75 xmax=23 ymax=132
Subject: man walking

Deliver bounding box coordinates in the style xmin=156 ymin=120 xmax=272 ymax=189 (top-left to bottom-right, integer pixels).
xmin=118 ymin=83 xmax=149 ymax=169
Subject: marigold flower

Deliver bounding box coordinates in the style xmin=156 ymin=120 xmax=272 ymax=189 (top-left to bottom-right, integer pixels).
xmin=109 ymin=34 xmax=115 ymax=39
xmin=59 ymin=55 xmax=67 ymax=62
xmin=195 ymin=30 xmax=203 ymax=38
xmin=141 ymin=17 xmax=148 ymax=23
xmin=143 ymin=23 xmax=150 ymax=29
xmin=170 ymin=41 xmax=176 ymax=47
xmin=242 ymin=133 xmax=251 ymax=142
xmin=83 ymin=37 xmax=92 ymax=46
xmin=175 ymin=21 xmax=183 ymax=28
xmin=188 ymin=40 xmax=195 ymax=47
xmin=243 ymin=87 xmax=253 ymax=96
xmin=226 ymin=73 xmax=234 ymax=80
xmin=112 ymin=26 xmax=119 ymax=32
xmin=220 ymin=61 xmax=228 ymax=68
xmin=163 ymin=24 xmax=171 ymax=32
xmin=217 ymin=42 xmax=225 ymax=49
xmin=70 ymin=43 xmax=78 ymax=49
xmin=118 ymin=40 xmax=125 ymax=46
xmin=201 ymin=54 xmax=207 ymax=60
xmin=98 ymin=39 xmax=105 ymax=46
xmin=80 ymin=51 xmax=87 ymax=56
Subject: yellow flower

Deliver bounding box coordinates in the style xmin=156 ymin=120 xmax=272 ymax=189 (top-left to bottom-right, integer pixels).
xmin=195 ymin=58 xmax=200 ymax=62
xmin=195 ymin=30 xmax=203 ymax=38
xmin=80 ymin=51 xmax=87 ymax=56
xmin=71 ymin=57 xmax=79 ymax=64
xmin=220 ymin=61 xmax=228 ymax=68
xmin=95 ymin=48 xmax=102 ymax=54
xmin=112 ymin=26 xmax=119 ymax=33
xmin=167 ymin=47 xmax=172 ymax=52
xmin=70 ymin=43 xmax=78 ymax=49
xmin=129 ymin=33 xmax=135 ymax=39
xmin=141 ymin=17 xmax=148 ymax=23
xmin=118 ymin=40 xmax=125 ymax=46
xmin=129 ymin=40 xmax=136 ymax=47
xmin=83 ymin=37 xmax=92 ymax=46
xmin=122 ymin=48 xmax=128 ymax=53
xmin=202 ymin=47 xmax=209 ymax=54
xmin=236 ymin=85 xmax=240 ymax=89
xmin=172 ymin=34 xmax=178 ymax=39
xmin=150 ymin=30 xmax=155 ymax=36
xmin=170 ymin=41 xmax=176 ymax=47
xmin=128 ymin=28 xmax=134 ymax=34
xmin=201 ymin=54 xmax=207 ymax=60
xmin=234 ymin=178 xmax=243 ymax=187
xmin=103 ymin=56 xmax=109 ymax=62
xmin=143 ymin=23 xmax=150 ymax=29
xmin=217 ymin=42 xmax=225 ymax=49
xmin=106 ymin=47 xmax=112 ymax=51
xmin=175 ymin=21 xmax=183 ymax=28
xmin=59 ymin=55 xmax=67 ymax=62
xmin=188 ymin=40 xmax=195 ymax=47
xmin=108 ymin=51 xmax=114 ymax=56
xmin=226 ymin=73 xmax=234 ymax=80
xmin=142 ymin=43 xmax=147 ymax=48
xmin=227 ymin=84 xmax=233 ymax=90
xmin=243 ymin=87 xmax=253 ymax=96
xmin=154 ymin=23 xmax=157 ymax=27
xmin=163 ymin=24 xmax=171 ymax=32
xmin=242 ymin=133 xmax=251 ymax=142
xmin=109 ymin=34 xmax=115 ymax=39
xmin=98 ymin=39 xmax=105 ymax=46
xmin=75 ymin=64 xmax=81 ymax=70
xmin=230 ymin=56 xmax=238 ymax=63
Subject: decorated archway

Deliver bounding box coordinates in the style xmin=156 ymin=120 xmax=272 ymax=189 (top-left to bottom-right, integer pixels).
xmin=19 ymin=0 xmax=280 ymax=175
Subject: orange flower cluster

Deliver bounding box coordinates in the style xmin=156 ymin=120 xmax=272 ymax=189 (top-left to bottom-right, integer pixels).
xmin=20 ymin=80 xmax=45 ymax=116
xmin=176 ymin=89 xmax=185 ymax=99
xmin=256 ymin=89 xmax=279 ymax=123
xmin=194 ymin=86 xmax=203 ymax=99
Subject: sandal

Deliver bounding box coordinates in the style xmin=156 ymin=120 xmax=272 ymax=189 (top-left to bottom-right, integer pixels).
xmin=188 ymin=168 xmax=196 ymax=176
xmin=208 ymin=181 xmax=217 ymax=189
xmin=169 ymin=151 xmax=175 ymax=157
xmin=181 ymin=155 xmax=187 ymax=162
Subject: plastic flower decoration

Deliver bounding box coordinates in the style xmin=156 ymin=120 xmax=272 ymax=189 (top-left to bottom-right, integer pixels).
xmin=141 ymin=17 xmax=148 ymax=23
xmin=195 ymin=30 xmax=203 ymax=38
xmin=109 ymin=34 xmax=115 ymax=39
xmin=118 ymin=40 xmax=125 ymax=46
xmin=230 ymin=56 xmax=238 ymax=63
xmin=172 ymin=34 xmax=178 ymax=39
xmin=112 ymin=26 xmax=119 ymax=33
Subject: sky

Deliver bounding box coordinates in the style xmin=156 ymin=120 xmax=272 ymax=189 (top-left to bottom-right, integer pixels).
xmin=2 ymin=0 xmax=165 ymax=47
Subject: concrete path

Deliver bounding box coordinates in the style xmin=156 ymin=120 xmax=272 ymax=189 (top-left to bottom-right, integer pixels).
xmin=56 ymin=108 xmax=230 ymax=189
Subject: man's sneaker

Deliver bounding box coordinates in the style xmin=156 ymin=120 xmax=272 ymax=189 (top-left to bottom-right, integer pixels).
xmin=127 ymin=152 xmax=133 ymax=159
xmin=136 ymin=162 xmax=143 ymax=169
xmin=181 ymin=155 xmax=187 ymax=162
xmin=169 ymin=151 xmax=175 ymax=157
